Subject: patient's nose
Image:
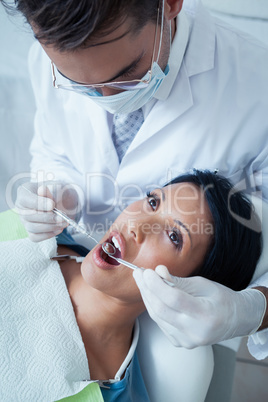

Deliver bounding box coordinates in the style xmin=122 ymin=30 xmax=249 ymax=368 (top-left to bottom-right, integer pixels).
xmin=129 ymin=218 xmax=162 ymax=245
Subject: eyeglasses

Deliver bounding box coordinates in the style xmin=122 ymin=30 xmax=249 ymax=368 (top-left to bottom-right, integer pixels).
xmin=51 ymin=0 xmax=164 ymax=92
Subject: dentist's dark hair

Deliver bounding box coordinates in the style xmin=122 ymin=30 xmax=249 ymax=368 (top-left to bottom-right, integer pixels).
xmin=1 ymin=0 xmax=160 ymax=51
xmin=164 ymin=170 xmax=262 ymax=291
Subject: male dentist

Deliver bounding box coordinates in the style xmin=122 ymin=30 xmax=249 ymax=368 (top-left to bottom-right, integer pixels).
xmin=3 ymin=0 xmax=268 ymax=359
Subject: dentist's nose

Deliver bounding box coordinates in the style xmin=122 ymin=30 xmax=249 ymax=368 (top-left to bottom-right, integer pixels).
xmin=99 ymin=87 xmax=123 ymax=96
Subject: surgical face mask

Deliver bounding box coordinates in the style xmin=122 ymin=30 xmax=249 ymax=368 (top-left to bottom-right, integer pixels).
xmin=81 ymin=61 xmax=170 ymax=115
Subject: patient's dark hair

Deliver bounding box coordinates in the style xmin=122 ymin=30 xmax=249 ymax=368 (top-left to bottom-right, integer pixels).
xmin=164 ymin=170 xmax=262 ymax=291
xmin=1 ymin=0 xmax=159 ymax=50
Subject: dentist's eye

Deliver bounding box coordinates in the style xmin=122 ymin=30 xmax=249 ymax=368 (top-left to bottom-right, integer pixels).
xmin=168 ymin=230 xmax=183 ymax=250
xmin=120 ymin=63 xmax=139 ymax=79
xmin=146 ymin=191 xmax=160 ymax=211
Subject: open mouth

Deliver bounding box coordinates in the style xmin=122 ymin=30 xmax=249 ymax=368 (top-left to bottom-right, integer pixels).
xmin=101 ymin=235 xmax=122 ymax=266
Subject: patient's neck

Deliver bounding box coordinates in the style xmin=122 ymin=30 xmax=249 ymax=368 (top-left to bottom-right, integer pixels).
xmin=59 ymin=251 xmax=143 ymax=380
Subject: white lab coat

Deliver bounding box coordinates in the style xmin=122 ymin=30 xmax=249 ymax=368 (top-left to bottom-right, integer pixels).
xmin=28 ymin=0 xmax=268 ymax=356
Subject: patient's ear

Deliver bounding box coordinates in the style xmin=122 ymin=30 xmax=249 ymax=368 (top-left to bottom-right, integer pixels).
xmin=165 ymin=0 xmax=184 ymax=20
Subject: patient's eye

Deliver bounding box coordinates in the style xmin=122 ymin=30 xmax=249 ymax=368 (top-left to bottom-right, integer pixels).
xmin=146 ymin=192 xmax=160 ymax=211
xmin=168 ymin=230 xmax=183 ymax=250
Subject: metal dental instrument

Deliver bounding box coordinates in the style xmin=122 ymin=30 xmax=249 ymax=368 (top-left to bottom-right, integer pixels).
xmin=20 ymin=185 xmax=100 ymax=244
xmin=102 ymin=243 xmax=175 ymax=287
xmin=51 ymin=254 xmax=85 ymax=262
xmin=53 ymin=209 xmax=119 ymax=258
xmin=53 ymin=207 xmax=101 ymax=246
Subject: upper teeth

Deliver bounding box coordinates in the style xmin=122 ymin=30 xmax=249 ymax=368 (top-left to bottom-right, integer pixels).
xmin=112 ymin=236 xmax=121 ymax=252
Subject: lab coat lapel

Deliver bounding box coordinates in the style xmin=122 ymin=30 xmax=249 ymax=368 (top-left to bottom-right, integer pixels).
xmin=125 ymin=61 xmax=193 ymax=154
xmin=183 ymin=1 xmax=216 ymax=77
xmin=87 ymin=100 xmax=120 ymax=176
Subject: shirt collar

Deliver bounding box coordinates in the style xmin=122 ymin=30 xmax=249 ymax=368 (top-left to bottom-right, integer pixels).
xmin=93 ymin=319 xmax=140 ymax=384
xmin=113 ymin=319 xmax=139 ymax=381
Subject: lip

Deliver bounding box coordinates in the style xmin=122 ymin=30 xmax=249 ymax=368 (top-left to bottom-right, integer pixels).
xmin=92 ymin=231 xmax=126 ymax=270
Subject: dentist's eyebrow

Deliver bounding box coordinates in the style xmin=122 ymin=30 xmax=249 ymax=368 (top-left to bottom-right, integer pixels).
xmin=106 ymin=51 xmax=145 ymax=82
xmin=56 ymin=68 xmax=84 ymax=83
xmin=56 ymin=52 xmax=145 ymax=85
xmin=174 ymin=219 xmax=193 ymax=247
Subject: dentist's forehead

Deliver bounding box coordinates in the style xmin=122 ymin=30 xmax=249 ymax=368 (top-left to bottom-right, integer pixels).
xmin=35 ymin=18 xmax=154 ymax=84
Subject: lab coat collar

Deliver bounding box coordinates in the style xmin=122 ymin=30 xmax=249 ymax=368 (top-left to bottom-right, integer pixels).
xmin=86 ymin=99 xmax=120 ymax=176
xmin=150 ymin=0 xmax=216 ymax=99
xmin=154 ymin=10 xmax=190 ymax=102
xmin=183 ymin=0 xmax=216 ymax=77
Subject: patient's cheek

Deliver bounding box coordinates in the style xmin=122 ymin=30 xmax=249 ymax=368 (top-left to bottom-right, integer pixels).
xmin=136 ymin=248 xmax=169 ymax=271
xmin=123 ymin=200 xmax=144 ymax=216
xmin=80 ymin=254 xmax=95 ymax=280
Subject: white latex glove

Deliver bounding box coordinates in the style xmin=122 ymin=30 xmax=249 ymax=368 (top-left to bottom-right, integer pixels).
xmin=133 ymin=265 xmax=267 ymax=348
xmin=15 ymin=181 xmax=80 ymax=242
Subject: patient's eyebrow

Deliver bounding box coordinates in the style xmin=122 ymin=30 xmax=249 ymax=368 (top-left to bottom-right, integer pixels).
xmin=174 ymin=219 xmax=193 ymax=247
xmin=160 ymin=188 xmax=166 ymax=202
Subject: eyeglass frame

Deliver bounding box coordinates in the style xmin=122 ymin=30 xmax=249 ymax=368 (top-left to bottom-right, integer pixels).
xmin=51 ymin=0 xmax=165 ymax=92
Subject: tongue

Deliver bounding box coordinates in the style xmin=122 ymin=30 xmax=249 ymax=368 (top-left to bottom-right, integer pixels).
xmin=106 ymin=248 xmax=121 ymax=265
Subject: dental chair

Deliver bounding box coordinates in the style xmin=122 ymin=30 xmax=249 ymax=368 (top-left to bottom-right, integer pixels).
xmin=138 ymin=314 xmax=214 ymax=402
xmin=1 ymin=3 xmax=268 ymax=402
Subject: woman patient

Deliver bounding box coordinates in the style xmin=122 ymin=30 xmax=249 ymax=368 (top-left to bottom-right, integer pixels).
xmin=1 ymin=170 xmax=262 ymax=401
xmin=56 ymin=170 xmax=261 ymax=399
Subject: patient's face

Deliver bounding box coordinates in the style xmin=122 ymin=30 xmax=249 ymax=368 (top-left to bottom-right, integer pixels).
xmin=81 ymin=182 xmax=214 ymax=304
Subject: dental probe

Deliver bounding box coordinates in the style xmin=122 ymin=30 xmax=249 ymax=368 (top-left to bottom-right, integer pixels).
xmin=102 ymin=243 xmax=176 ymax=287
xmin=53 ymin=210 xmax=120 ymax=259
xmin=53 ymin=207 xmax=101 ymax=246
xmin=20 ymin=185 xmax=101 ymax=245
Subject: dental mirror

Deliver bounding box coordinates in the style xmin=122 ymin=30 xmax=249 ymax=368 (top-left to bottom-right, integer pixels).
xmin=102 ymin=242 xmax=116 ymax=255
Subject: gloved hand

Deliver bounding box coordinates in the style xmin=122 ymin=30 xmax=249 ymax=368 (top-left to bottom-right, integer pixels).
xmin=133 ymin=265 xmax=267 ymax=348
xmin=15 ymin=181 xmax=81 ymax=242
